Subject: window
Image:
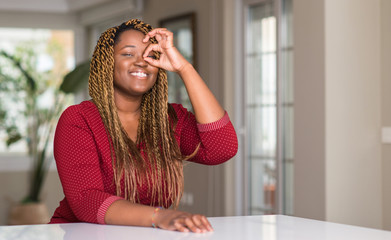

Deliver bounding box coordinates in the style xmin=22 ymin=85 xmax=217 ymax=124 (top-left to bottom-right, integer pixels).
xmin=280 ymin=0 xmax=294 ymax=215
xmin=0 ymin=28 xmax=74 ymax=156
xmin=244 ymin=0 xmax=293 ymax=215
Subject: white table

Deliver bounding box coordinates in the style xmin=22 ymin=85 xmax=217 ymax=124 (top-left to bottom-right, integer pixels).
xmin=1 ymin=215 xmax=391 ymax=240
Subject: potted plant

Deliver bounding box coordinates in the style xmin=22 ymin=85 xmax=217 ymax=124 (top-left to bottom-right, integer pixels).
xmin=0 ymin=45 xmax=88 ymax=224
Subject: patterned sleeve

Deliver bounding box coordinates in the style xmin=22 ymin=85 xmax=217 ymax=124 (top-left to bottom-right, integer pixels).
xmin=172 ymin=104 xmax=238 ymax=165
xmin=53 ymin=105 xmax=123 ymax=224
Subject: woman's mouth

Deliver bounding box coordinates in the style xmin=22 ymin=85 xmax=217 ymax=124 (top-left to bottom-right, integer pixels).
xmin=130 ymin=71 xmax=148 ymax=78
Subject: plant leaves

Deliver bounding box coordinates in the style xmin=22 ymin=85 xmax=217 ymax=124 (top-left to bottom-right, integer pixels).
xmin=0 ymin=50 xmax=36 ymax=92
xmin=5 ymin=125 xmax=22 ymax=146
xmin=60 ymin=60 xmax=90 ymax=94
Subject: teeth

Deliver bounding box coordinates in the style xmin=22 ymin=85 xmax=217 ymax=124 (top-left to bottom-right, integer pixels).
xmin=131 ymin=72 xmax=147 ymax=77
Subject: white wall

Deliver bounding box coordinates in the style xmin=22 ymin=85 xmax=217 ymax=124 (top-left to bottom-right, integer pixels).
xmin=293 ymin=0 xmax=326 ymax=221
xmin=0 ymin=171 xmax=63 ymax=225
xmin=325 ymin=0 xmax=382 ymax=229
xmin=381 ymin=0 xmax=391 ymax=231
xmin=294 ymin=0 xmax=385 ymax=229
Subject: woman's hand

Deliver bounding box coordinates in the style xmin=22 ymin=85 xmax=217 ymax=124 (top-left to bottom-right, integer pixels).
xmin=142 ymin=28 xmax=190 ymax=73
xmin=143 ymin=28 xmax=225 ymax=125
xmin=155 ymin=209 xmax=213 ymax=233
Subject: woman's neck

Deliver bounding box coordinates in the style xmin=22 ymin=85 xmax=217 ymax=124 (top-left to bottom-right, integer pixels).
xmin=114 ymin=91 xmax=142 ymax=142
xmin=114 ymin=91 xmax=142 ymax=116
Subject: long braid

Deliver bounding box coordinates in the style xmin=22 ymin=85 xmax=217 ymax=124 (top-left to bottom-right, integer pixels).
xmin=88 ymin=19 xmax=193 ymax=208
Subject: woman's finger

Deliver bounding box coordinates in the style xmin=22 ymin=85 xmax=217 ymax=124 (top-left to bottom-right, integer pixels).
xmin=143 ymin=56 xmax=160 ymax=67
xmin=146 ymin=28 xmax=170 ymax=38
xmin=147 ymin=28 xmax=167 ymax=36
xmin=174 ymin=220 xmax=189 ymax=233
xmin=184 ymin=217 xmax=201 ymax=233
xmin=143 ymin=44 xmax=161 ymax=58
xmin=142 ymin=44 xmax=162 ymax=67
xmin=158 ymin=29 xmax=174 ymax=44
xmin=142 ymin=28 xmax=165 ymax=42
xmin=143 ymin=29 xmax=174 ymax=44
xmin=143 ymin=28 xmax=166 ymax=42
xmin=201 ymin=215 xmax=214 ymax=232
xmin=191 ymin=215 xmax=208 ymax=233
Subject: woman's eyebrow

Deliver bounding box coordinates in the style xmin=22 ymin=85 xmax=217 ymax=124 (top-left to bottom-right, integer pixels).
xmin=120 ymin=45 xmax=136 ymax=50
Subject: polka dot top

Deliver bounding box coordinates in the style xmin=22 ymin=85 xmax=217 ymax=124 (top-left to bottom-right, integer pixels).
xmin=49 ymin=101 xmax=238 ymax=224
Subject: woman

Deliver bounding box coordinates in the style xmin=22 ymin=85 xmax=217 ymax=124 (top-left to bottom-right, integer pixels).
xmin=50 ymin=19 xmax=238 ymax=233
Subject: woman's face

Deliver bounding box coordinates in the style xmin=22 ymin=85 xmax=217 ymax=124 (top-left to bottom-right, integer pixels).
xmin=113 ymin=29 xmax=158 ymax=98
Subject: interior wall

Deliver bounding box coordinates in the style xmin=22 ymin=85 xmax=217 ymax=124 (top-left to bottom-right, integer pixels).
xmin=0 ymin=171 xmax=63 ymax=225
xmin=0 ymin=11 xmax=77 ymax=29
xmin=294 ymin=0 xmax=385 ymax=229
xmin=293 ymin=0 xmax=326 ymax=221
xmin=381 ymin=0 xmax=391 ymax=231
xmin=325 ymin=0 xmax=382 ymax=229
xmin=143 ymin=0 xmax=229 ymax=217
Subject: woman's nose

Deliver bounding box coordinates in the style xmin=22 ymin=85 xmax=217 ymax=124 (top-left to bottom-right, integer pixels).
xmin=134 ymin=55 xmax=148 ymax=67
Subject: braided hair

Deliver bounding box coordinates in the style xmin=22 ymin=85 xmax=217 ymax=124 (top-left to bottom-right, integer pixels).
xmin=88 ymin=19 xmax=194 ymax=208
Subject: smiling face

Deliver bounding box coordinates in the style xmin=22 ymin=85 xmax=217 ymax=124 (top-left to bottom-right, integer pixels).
xmin=113 ymin=29 xmax=158 ymax=98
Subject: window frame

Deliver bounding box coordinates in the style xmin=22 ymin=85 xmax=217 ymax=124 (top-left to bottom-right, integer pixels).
xmin=239 ymin=0 xmax=293 ymax=215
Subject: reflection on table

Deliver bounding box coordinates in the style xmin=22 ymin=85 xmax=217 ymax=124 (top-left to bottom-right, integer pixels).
xmin=1 ymin=215 xmax=391 ymax=240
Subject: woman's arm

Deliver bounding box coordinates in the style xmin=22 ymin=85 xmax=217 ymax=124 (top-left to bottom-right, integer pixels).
xmin=143 ymin=29 xmax=224 ymax=124
xmin=178 ymin=63 xmax=225 ymax=123
xmin=105 ymin=200 xmax=213 ymax=233
xmin=54 ymin=105 xmax=124 ymax=224
xmin=172 ymin=103 xmax=238 ymax=165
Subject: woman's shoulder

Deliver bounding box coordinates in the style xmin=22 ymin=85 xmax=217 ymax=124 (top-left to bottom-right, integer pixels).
xmin=62 ymin=100 xmax=96 ymax=114
xmin=59 ymin=100 xmax=100 ymax=123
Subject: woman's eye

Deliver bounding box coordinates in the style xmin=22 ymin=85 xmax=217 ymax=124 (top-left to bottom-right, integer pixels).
xmin=148 ymin=55 xmax=157 ymax=60
xmin=122 ymin=53 xmax=133 ymax=57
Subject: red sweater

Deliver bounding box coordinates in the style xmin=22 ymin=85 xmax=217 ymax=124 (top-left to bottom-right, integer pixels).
xmin=50 ymin=101 xmax=238 ymax=224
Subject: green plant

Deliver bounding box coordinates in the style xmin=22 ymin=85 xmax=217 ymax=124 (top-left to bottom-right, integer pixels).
xmin=60 ymin=60 xmax=90 ymax=94
xmin=0 ymin=45 xmax=86 ymax=203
